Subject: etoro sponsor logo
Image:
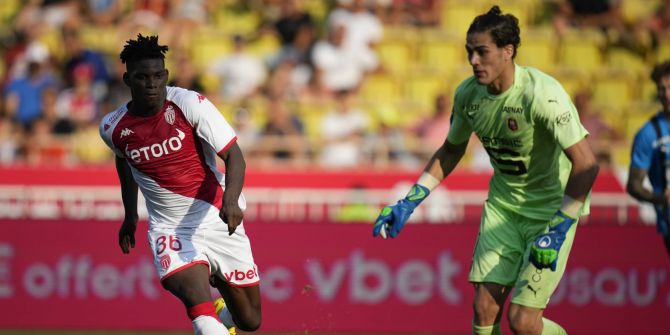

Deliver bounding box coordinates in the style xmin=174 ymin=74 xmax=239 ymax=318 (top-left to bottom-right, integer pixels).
xmin=125 ymin=129 xmax=186 ymax=163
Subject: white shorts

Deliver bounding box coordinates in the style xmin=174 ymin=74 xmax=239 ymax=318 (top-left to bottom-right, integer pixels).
xmin=147 ymin=222 xmax=259 ymax=287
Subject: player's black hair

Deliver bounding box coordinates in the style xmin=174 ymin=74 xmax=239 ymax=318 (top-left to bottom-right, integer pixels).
xmin=467 ymin=5 xmax=521 ymax=58
xmin=651 ymin=60 xmax=670 ymax=83
xmin=119 ymin=34 xmax=168 ymax=65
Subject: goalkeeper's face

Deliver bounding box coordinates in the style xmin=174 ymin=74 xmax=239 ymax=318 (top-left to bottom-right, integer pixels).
xmin=465 ymin=31 xmax=514 ymax=87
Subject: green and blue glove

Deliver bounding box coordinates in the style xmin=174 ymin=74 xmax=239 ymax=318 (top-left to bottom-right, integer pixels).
xmin=529 ymin=210 xmax=576 ymax=271
xmin=373 ymin=184 xmax=429 ymax=239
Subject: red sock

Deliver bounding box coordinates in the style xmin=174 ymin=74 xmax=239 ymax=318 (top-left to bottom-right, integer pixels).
xmin=187 ymin=302 xmax=218 ymax=320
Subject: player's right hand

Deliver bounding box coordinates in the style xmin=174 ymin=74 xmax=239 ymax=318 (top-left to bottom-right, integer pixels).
xmin=220 ymin=202 xmax=243 ymax=236
xmin=118 ymin=218 xmax=137 ymax=254
xmin=373 ymin=184 xmax=429 ymax=239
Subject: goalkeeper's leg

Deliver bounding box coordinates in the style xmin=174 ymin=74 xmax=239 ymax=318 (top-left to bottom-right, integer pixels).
xmin=508 ymin=304 xmax=567 ymax=335
xmin=472 ymin=283 xmax=511 ymax=335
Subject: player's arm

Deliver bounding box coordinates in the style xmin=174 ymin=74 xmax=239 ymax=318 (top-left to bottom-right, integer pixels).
xmin=373 ymin=138 xmax=469 ymax=239
xmin=115 ymin=156 xmax=139 ymax=254
xmin=218 ymin=141 xmax=246 ymax=235
xmin=530 ymin=138 xmax=599 ymax=270
xmin=627 ymin=167 xmax=668 ymax=205
xmin=563 ymin=138 xmax=600 ymax=205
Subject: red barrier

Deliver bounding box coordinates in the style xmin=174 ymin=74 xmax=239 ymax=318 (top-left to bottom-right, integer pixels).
xmin=0 ymin=165 xmax=624 ymax=191
xmin=0 ymin=220 xmax=667 ymax=334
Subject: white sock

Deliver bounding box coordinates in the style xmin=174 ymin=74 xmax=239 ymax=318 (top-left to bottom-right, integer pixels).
xmin=218 ymin=305 xmax=236 ymax=328
xmin=192 ymin=315 xmax=229 ymax=335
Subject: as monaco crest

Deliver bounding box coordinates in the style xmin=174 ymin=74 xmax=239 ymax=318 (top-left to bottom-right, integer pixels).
xmin=508 ymin=118 xmax=518 ymax=131
xmin=164 ymin=105 xmax=175 ymax=125
xmin=160 ymin=254 xmax=171 ymax=269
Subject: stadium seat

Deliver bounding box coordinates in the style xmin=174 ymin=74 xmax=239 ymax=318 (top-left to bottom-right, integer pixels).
xmin=247 ymin=32 xmax=280 ymax=58
xmin=359 ymin=73 xmax=402 ymax=101
xmin=516 ymin=27 xmax=557 ymax=71
xmin=606 ymin=48 xmax=649 ymax=79
xmin=0 ymin=0 xmax=19 ymax=24
xmin=621 ymin=0 xmax=661 ymax=25
xmin=625 ymin=102 xmax=659 ymax=138
xmin=558 ymin=29 xmax=605 ymax=75
xmin=639 ymin=79 xmax=658 ymax=103
xmin=214 ymin=9 xmax=260 ymax=35
xmin=656 ymin=38 xmax=670 ymax=63
xmin=376 ymin=39 xmax=414 ymax=75
xmin=190 ymin=27 xmax=232 ymax=70
xmin=404 ymin=73 xmax=447 ymax=110
xmin=590 ymin=71 xmax=635 ymax=110
xmin=418 ymin=33 xmax=465 ymax=75
xmin=549 ymin=70 xmax=587 ymax=100
xmin=441 ymin=1 xmax=482 ymax=38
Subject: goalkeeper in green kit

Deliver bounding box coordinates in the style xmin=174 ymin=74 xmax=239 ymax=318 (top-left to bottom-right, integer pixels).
xmin=373 ymin=6 xmax=599 ymax=335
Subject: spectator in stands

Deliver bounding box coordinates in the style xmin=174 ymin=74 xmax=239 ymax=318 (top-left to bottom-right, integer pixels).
xmin=367 ymin=105 xmax=418 ymax=168
xmin=22 ymin=116 xmax=67 ymax=165
xmin=319 ymin=89 xmax=368 ymax=168
xmin=311 ymin=23 xmax=373 ymax=94
xmin=552 ymin=0 xmax=626 ymax=38
xmin=414 ymin=94 xmax=452 ymax=154
xmin=327 ymin=0 xmax=383 ymax=67
xmin=574 ymin=89 xmax=620 ymax=169
xmin=208 ymin=34 xmax=267 ymax=102
xmin=636 ymin=0 xmax=670 ymax=50
xmin=54 ymin=63 xmax=99 ymax=133
xmin=14 ymin=0 xmax=81 ymax=34
xmin=270 ymin=0 xmax=316 ymax=69
xmin=376 ymin=0 xmax=441 ymax=27
xmin=0 ymin=117 xmax=20 ymax=164
xmin=258 ymin=95 xmax=307 ymax=165
xmin=167 ymin=53 xmax=204 ymax=93
xmin=61 ymin=25 xmax=111 ymax=102
xmin=81 ymin=0 xmax=122 ymax=26
xmin=231 ymin=106 xmax=260 ymax=158
xmin=627 ymin=60 xmax=670 ymax=256
xmin=4 ymin=58 xmax=57 ymax=130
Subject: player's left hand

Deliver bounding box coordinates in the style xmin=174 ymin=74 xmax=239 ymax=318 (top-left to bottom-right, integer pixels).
xmin=529 ymin=210 xmax=576 ymax=271
xmin=220 ymin=202 xmax=243 ymax=236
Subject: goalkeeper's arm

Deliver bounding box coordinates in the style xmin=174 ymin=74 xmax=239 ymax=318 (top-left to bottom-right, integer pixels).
xmin=373 ymin=140 xmax=468 ymax=239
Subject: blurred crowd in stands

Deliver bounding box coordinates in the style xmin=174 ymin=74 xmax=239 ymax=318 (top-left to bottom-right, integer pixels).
xmin=0 ymin=0 xmax=668 ymax=170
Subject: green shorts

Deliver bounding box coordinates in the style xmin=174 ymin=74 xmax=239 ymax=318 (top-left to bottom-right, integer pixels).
xmin=468 ymin=201 xmax=578 ymax=308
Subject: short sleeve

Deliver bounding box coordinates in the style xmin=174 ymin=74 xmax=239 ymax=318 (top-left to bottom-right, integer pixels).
xmin=630 ymin=125 xmax=654 ymax=170
xmin=446 ymin=88 xmax=473 ymax=145
xmin=178 ymin=90 xmax=237 ymax=155
xmin=532 ymin=83 xmax=588 ymax=149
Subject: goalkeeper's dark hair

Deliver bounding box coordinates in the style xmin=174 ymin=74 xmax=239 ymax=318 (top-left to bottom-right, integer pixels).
xmin=468 ymin=5 xmax=521 ymax=58
xmin=651 ymin=60 xmax=670 ymax=83
xmin=119 ymin=34 xmax=168 ymax=65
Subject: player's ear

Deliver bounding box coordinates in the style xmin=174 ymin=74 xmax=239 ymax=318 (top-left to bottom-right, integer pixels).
xmin=503 ymin=44 xmax=514 ymax=61
xmin=122 ymin=72 xmax=130 ymax=87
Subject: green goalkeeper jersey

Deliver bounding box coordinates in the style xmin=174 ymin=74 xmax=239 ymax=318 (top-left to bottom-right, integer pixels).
xmin=447 ymin=64 xmax=590 ymax=219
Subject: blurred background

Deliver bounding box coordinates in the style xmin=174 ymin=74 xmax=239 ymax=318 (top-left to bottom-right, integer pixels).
xmin=0 ymin=0 xmax=668 ymax=334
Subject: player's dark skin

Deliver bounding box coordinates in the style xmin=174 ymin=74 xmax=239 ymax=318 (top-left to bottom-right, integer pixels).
xmin=116 ymin=57 xmax=261 ymax=331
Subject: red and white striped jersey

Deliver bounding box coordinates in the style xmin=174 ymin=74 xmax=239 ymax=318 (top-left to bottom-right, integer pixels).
xmin=99 ymin=87 xmax=243 ymax=229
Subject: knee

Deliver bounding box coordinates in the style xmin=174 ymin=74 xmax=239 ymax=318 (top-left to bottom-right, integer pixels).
xmin=235 ymin=308 xmax=262 ymax=332
xmin=472 ymin=296 xmax=499 ymax=325
xmin=507 ymin=307 xmax=541 ymax=335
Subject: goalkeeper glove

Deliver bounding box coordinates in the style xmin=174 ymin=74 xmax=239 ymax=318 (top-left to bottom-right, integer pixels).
xmin=529 ymin=210 xmax=576 ymax=271
xmin=373 ymin=184 xmax=429 ymax=239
